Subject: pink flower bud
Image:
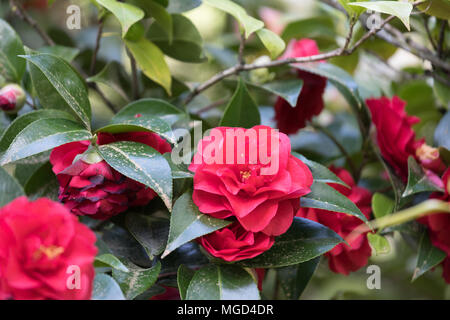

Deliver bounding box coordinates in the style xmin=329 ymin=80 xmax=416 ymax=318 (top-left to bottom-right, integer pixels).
xmin=0 ymin=84 xmax=26 ymax=114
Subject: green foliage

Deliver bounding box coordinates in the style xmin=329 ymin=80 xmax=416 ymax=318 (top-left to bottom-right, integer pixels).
xmin=0 ymin=19 xmax=26 ymax=82
xmin=403 ymin=156 xmax=444 ymax=197
xmin=0 ymin=166 xmax=24 ymax=207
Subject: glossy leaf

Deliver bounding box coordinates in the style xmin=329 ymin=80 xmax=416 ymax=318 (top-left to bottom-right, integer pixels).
xmin=112 ymin=261 xmax=161 ymax=300
xmin=249 ymin=79 xmax=303 ymax=108
xmin=92 ymin=274 xmax=126 ymax=300
xmin=38 ymin=45 xmax=80 ymax=63
xmin=125 ymin=37 xmax=172 ymax=95
xmin=0 ymin=118 xmax=92 ymax=165
xmin=0 ymin=19 xmax=26 ymax=82
xmin=220 ymin=78 xmax=261 ymax=128
xmin=0 ymin=166 xmax=25 ymax=207
xmin=147 ymin=14 xmax=206 ymax=63
xmin=162 ymin=191 xmax=231 ymax=258
xmin=186 ymin=264 xmax=260 ymax=300
xmin=277 ymin=257 xmax=320 ymax=300
xmin=95 ymin=254 xmax=130 ymax=272
xmin=97 ymin=0 xmax=145 ymax=37
xmin=301 ymin=181 xmax=368 ymax=223
xmin=177 ymin=264 xmax=195 ymax=300
xmin=349 ymin=1 xmax=413 ymax=30
xmin=403 ymin=156 xmax=444 ymax=197
xmin=128 ymin=0 xmax=172 ymax=42
xmin=294 ymin=152 xmax=349 ymax=188
xmin=0 ymin=109 xmax=75 ymax=156
xmin=203 ymin=0 xmax=264 ymax=38
xmin=23 ymin=53 xmax=92 ymax=129
xmin=238 ymin=217 xmax=343 ymax=268
xmin=125 ymin=212 xmax=169 ymax=259
xmin=96 ymin=141 xmax=173 ymax=210
xmin=256 ymin=28 xmax=286 ymax=59
xmin=412 ymin=230 xmax=446 ymax=281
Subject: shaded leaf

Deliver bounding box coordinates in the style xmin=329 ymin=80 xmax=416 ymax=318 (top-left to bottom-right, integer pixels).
xmin=0 ymin=19 xmax=26 ymax=82
xmin=434 ymin=111 xmax=450 ymax=150
xmin=177 ymin=264 xmax=195 ymax=300
xmin=403 ymin=156 xmax=444 ymax=197
xmin=163 ymin=191 xmax=231 ymax=258
xmin=167 ymin=0 xmax=201 ymax=13
xmin=95 ymin=254 xmax=130 ymax=272
xmin=0 ymin=166 xmax=25 ymax=207
xmin=277 ymin=257 xmax=320 ymax=300
xmin=23 ymin=162 xmax=59 ymax=201
xmin=238 ymin=217 xmax=343 ymax=268
xmin=412 ymin=229 xmax=446 ymax=281
xmin=92 ymin=274 xmax=125 ymax=300
xmin=249 ymin=79 xmax=303 ymax=107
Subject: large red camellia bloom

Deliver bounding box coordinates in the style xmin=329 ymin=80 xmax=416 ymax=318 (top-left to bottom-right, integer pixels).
xmin=297 ymin=167 xmax=372 ymax=275
xmin=50 ymin=131 xmax=171 ymax=220
xmin=189 ymin=125 xmax=313 ymax=237
xmin=419 ymin=168 xmax=450 ymax=283
xmin=199 ymin=222 xmax=274 ymax=262
xmin=274 ymin=39 xmax=327 ymax=134
xmin=366 ymin=96 xmax=423 ymax=181
xmin=0 ymin=197 xmax=97 ymax=300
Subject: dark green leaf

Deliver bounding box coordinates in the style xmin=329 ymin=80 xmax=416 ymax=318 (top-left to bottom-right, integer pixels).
xmin=249 ymin=79 xmax=303 ymax=107
xmin=148 ymin=14 xmax=205 ymax=63
xmin=112 ymin=261 xmax=161 ymax=300
xmin=86 ymin=61 xmax=130 ymax=101
xmin=23 ymin=162 xmax=59 ymax=201
xmin=281 ymin=16 xmax=336 ymax=44
xmin=293 ymin=152 xmax=349 ymax=188
xmin=238 ymin=217 xmax=343 ymax=268
xmin=301 ymin=181 xmax=368 ymax=223
xmin=177 ymin=264 xmax=195 ymax=300
xmin=95 ymin=254 xmax=130 ymax=272
xmin=412 ymin=229 xmax=446 ymax=281
xmin=0 ymin=19 xmax=26 ymax=82
xmin=220 ymin=78 xmax=261 ymax=128
xmin=403 ymin=156 xmax=444 ymax=197
xmin=92 ymin=274 xmax=126 ymax=300
xmin=0 ymin=118 xmax=92 ymax=165
xmin=0 ymin=109 xmax=75 ymax=156
xmin=23 ymin=53 xmax=92 ymax=129
xmin=278 ymin=257 xmax=320 ymax=300
xmin=162 ymin=191 xmax=231 ymax=258
xmin=186 ymin=264 xmax=260 ymax=300
xmin=128 ymin=0 xmax=172 ymax=42
xmin=0 ymin=166 xmax=25 ymax=207
xmin=125 ymin=212 xmax=169 ymax=259
xmin=97 ymin=141 xmax=172 ymax=210
xmin=38 ymin=45 xmax=80 ymax=63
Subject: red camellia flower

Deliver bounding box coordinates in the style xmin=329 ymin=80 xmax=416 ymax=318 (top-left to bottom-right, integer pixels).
xmin=419 ymin=168 xmax=450 ymax=283
xmin=199 ymin=222 xmax=274 ymax=262
xmin=366 ymin=96 xmax=423 ymax=181
xmin=274 ymin=39 xmax=327 ymax=134
xmin=50 ymin=131 xmax=171 ymax=220
xmin=0 ymin=197 xmax=97 ymax=300
xmin=189 ymin=125 xmax=313 ymax=237
xmin=297 ymin=167 xmax=372 ymax=275
xmin=23 ymin=0 xmax=48 ymax=10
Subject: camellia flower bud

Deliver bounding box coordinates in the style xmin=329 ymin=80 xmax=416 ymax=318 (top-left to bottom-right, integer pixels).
xmin=0 ymin=84 xmax=26 ymax=114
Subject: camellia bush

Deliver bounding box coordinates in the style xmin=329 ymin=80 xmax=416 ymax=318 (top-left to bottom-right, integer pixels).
xmin=0 ymin=0 xmax=449 ymax=300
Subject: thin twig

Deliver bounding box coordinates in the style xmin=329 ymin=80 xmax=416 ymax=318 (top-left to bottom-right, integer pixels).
xmin=311 ymin=123 xmax=357 ymax=179
xmin=422 ymin=15 xmax=437 ymax=51
xmin=9 ymin=0 xmax=55 ymax=46
xmin=127 ymin=49 xmax=139 ymax=100
xmin=238 ymin=31 xmax=246 ymax=66
xmin=437 ymin=20 xmax=447 ymax=59
xmin=90 ymin=18 xmax=104 ymax=75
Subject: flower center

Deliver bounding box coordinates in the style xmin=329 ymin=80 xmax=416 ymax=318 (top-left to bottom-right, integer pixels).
xmin=240 ymin=170 xmax=252 ymax=181
xmin=33 ymin=245 xmax=65 ymax=261
xmin=416 ymin=143 xmax=439 ymax=161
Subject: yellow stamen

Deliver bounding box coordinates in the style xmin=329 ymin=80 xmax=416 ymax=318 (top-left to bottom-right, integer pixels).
xmin=240 ymin=170 xmax=251 ymax=180
xmin=33 ymin=245 xmax=64 ymax=260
